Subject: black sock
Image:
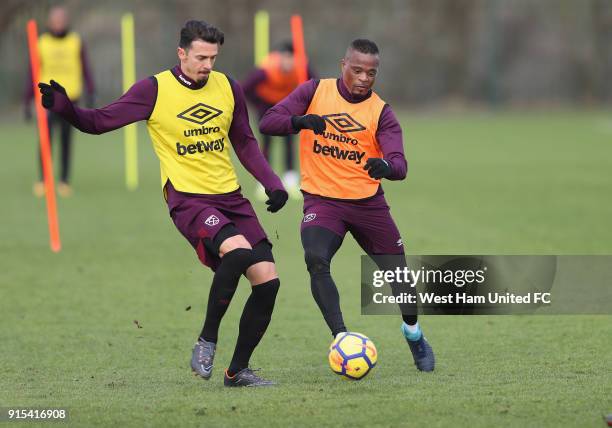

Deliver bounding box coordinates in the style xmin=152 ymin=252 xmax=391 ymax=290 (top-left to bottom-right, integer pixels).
xmin=402 ymin=314 xmax=418 ymax=325
xmin=309 ymin=260 xmax=347 ymax=337
xmin=228 ymin=278 xmax=280 ymax=376
xmin=199 ymin=248 xmax=253 ymax=343
xmin=302 ymin=227 xmax=346 ymax=337
xmin=371 ymin=255 xmax=418 ymax=327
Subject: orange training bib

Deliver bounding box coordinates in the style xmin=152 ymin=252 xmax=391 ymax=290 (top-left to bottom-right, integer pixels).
xmin=299 ymin=79 xmax=386 ymax=199
xmin=256 ymin=52 xmax=301 ymax=104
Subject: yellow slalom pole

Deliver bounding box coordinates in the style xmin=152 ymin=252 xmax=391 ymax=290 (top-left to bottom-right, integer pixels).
xmin=254 ymin=10 xmax=269 ymax=66
xmin=122 ymin=13 xmax=138 ymax=191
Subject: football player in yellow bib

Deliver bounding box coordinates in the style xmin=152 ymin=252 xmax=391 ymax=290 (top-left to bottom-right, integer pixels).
xmin=38 ymin=21 xmax=288 ymax=387
xmin=25 ymin=6 xmax=95 ymax=197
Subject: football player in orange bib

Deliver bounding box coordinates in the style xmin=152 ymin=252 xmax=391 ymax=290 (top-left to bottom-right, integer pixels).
xmin=260 ymin=39 xmax=435 ymax=372
xmin=243 ymin=41 xmax=316 ymax=198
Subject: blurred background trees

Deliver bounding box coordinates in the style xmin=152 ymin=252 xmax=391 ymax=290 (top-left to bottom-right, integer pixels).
xmin=2 ymin=0 xmax=612 ymax=108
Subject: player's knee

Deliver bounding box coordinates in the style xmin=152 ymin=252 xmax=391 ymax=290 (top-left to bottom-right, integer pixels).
xmin=208 ymin=224 xmax=252 ymax=257
xmin=247 ymin=261 xmax=278 ymax=285
xmin=221 ymin=247 xmax=255 ymax=274
xmin=246 ymin=241 xmax=277 ymax=285
xmin=219 ymin=235 xmax=252 ymax=256
xmin=304 ymin=250 xmax=331 ymax=276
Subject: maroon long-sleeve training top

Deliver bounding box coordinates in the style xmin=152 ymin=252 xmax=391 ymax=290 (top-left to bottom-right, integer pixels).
xmin=47 ymin=65 xmax=284 ymax=193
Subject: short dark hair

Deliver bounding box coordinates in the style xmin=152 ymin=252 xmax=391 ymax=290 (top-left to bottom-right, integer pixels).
xmin=179 ymin=20 xmax=224 ymax=49
xmin=349 ymin=39 xmax=379 ymax=55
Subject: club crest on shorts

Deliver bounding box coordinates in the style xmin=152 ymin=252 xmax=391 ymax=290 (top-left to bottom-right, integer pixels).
xmin=303 ymin=213 xmax=316 ymax=223
xmin=396 ymin=238 xmax=403 ymax=247
xmin=204 ymin=214 xmax=220 ymax=227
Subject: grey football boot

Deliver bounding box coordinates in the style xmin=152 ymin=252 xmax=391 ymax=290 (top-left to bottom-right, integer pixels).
xmin=224 ymin=368 xmax=276 ymax=387
xmin=191 ymin=338 xmax=216 ymax=379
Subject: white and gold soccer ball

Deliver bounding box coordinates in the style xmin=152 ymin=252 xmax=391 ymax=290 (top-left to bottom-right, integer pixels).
xmin=328 ymin=332 xmax=377 ymax=380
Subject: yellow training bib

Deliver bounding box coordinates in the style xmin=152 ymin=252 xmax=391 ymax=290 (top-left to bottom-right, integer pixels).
xmin=38 ymin=32 xmax=83 ymax=101
xmin=147 ymin=70 xmax=239 ymax=194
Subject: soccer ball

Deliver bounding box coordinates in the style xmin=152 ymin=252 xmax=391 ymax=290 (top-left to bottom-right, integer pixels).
xmin=328 ymin=332 xmax=377 ymax=380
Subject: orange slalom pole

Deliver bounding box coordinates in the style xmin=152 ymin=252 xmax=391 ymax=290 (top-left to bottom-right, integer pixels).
xmin=290 ymin=15 xmax=308 ymax=84
xmin=27 ymin=19 xmax=61 ymax=252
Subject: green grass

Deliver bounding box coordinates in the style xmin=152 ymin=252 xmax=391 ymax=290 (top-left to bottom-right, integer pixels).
xmin=1 ymin=110 xmax=611 ymax=427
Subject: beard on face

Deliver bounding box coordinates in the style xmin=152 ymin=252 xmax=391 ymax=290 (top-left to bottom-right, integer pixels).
xmin=196 ymin=70 xmax=211 ymax=85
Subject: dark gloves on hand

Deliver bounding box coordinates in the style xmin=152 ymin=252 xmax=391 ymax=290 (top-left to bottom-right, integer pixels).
xmin=364 ymin=157 xmax=392 ymax=179
xmin=265 ymin=189 xmax=288 ymax=213
xmin=37 ymin=80 xmax=67 ymax=109
xmin=291 ymin=114 xmax=326 ymax=135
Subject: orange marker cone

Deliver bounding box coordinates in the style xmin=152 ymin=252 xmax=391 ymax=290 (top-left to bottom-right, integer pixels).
xmin=27 ymin=19 xmax=61 ymax=252
xmin=291 ymin=15 xmax=308 ymax=84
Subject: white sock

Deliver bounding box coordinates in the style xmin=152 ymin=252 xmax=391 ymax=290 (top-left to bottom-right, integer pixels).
xmin=405 ymin=322 xmax=419 ymax=334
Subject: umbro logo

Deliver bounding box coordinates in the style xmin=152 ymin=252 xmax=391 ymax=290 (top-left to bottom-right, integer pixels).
xmin=322 ymin=113 xmax=366 ymax=133
xmin=177 ymin=103 xmax=223 ymax=125
xmin=204 ymin=215 xmax=220 ymax=226
xmin=397 ymin=239 xmax=403 ymax=247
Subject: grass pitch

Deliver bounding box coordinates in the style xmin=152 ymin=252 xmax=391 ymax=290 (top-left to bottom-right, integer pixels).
xmin=1 ymin=110 xmax=611 ymax=427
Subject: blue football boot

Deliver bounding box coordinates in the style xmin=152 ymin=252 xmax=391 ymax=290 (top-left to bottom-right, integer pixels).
xmin=401 ymin=322 xmax=435 ymax=372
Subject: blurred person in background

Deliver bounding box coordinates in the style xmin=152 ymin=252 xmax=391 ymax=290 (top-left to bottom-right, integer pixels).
xmin=243 ymin=41 xmax=316 ymax=199
xmin=24 ymin=5 xmax=95 ymax=197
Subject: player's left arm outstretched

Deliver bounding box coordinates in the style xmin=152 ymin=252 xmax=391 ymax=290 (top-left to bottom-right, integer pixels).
xmin=38 ymin=78 xmax=154 ymax=134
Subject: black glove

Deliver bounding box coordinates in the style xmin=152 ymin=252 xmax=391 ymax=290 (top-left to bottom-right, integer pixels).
xmin=291 ymin=114 xmax=326 ymax=135
xmin=265 ymin=189 xmax=288 ymax=213
xmin=364 ymin=158 xmax=392 ymax=179
xmin=37 ymin=80 xmax=67 ymax=109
